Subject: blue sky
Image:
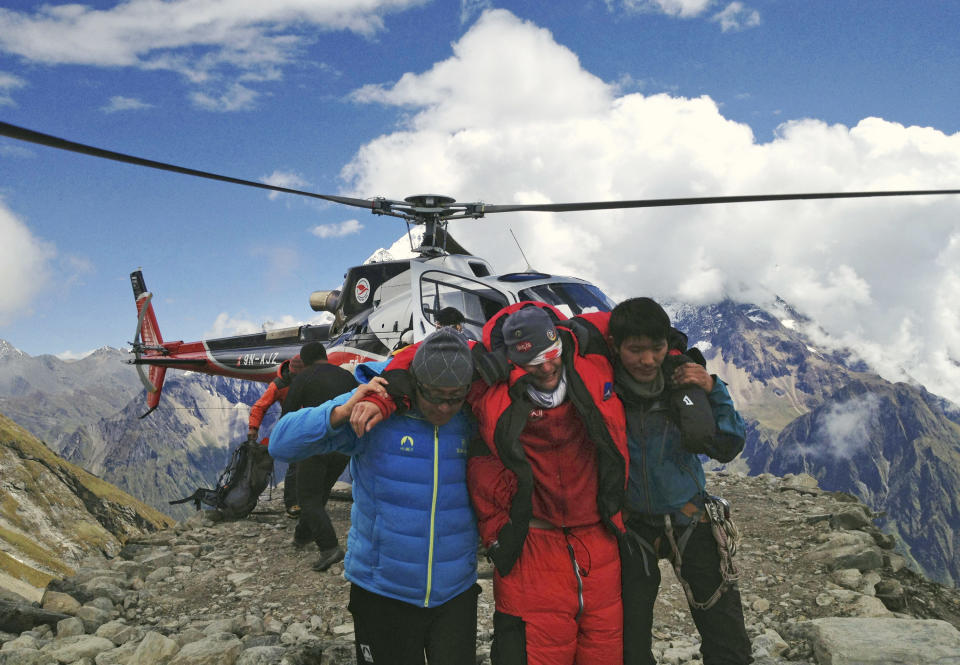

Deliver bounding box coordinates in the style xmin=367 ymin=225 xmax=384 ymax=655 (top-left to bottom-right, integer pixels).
xmin=1 ymin=0 xmax=960 ymax=403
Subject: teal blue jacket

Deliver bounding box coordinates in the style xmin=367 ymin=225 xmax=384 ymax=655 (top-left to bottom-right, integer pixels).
xmin=619 ymin=377 xmax=745 ymax=515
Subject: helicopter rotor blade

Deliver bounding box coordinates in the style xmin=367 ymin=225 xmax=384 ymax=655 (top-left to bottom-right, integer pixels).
xmin=5 ymin=121 xmax=960 ymax=215
xmin=479 ymin=189 xmax=960 ymax=214
xmin=0 ymin=121 xmax=376 ymax=211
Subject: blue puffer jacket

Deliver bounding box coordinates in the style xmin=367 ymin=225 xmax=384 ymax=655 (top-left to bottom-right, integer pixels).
xmin=268 ymin=361 xmax=478 ymax=608
xmin=619 ymin=377 xmax=746 ymax=516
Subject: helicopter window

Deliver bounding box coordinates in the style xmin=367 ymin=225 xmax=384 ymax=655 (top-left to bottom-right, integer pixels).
xmin=419 ymin=271 xmax=509 ymax=339
xmin=518 ymin=283 xmax=616 ymax=317
xmin=468 ymin=261 xmax=492 ymax=278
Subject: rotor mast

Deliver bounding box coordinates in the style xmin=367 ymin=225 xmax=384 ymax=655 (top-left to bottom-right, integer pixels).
xmin=370 ymin=194 xmax=485 ymax=256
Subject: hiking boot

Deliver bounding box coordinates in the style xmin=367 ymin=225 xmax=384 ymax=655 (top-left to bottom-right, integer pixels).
xmin=286 ymin=505 xmax=301 ymax=519
xmin=312 ymin=547 xmax=344 ymax=572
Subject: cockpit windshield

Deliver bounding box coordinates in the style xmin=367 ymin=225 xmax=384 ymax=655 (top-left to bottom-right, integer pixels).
xmin=518 ymin=283 xmax=616 ymax=318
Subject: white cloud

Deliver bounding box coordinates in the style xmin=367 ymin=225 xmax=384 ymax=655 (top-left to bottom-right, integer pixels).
xmin=190 ymin=82 xmax=258 ymax=112
xmin=61 ymin=254 xmax=95 ymax=287
xmin=460 ymin=0 xmax=492 ymax=24
xmin=204 ymin=311 xmax=331 ymax=338
xmin=804 ymin=393 xmax=881 ymax=459
xmin=340 ymin=8 xmax=960 ymax=404
xmin=0 ymin=0 xmax=427 ymax=109
xmin=0 ymin=142 xmax=33 ymax=158
xmin=0 ymin=200 xmax=55 ymax=325
xmin=0 ymin=70 xmax=25 ymax=106
xmin=608 ymin=0 xmax=760 ymax=29
xmin=101 ymin=95 xmax=153 ymax=113
xmin=205 ymin=312 xmax=261 ymax=337
xmin=609 ymin=0 xmax=714 ymax=19
xmin=311 ymin=219 xmax=363 ymax=239
xmin=711 ymin=2 xmax=760 ymax=32
xmin=57 ymin=348 xmax=96 ymax=361
xmin=260 ymin=170 xmax=310 ymax=200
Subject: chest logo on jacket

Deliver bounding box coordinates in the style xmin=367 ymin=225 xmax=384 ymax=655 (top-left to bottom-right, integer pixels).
xmin=400 ymin=435 xmax=415 ymax=452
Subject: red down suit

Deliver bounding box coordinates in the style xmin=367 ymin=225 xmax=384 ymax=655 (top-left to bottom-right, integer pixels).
xmin=469 ymin=302 xmax=629 ymax=665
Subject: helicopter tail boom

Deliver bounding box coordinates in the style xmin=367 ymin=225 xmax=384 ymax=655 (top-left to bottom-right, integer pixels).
xmin=130 ymin=270 xmax=169 ymax=416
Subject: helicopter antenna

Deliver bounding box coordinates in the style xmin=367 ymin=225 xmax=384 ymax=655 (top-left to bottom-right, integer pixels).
xmin=510 ymin=228 xmax=535 ymax=272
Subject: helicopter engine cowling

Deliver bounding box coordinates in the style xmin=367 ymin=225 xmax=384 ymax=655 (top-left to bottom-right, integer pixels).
xmin=310 ymin=289 xmax=341 ymax=313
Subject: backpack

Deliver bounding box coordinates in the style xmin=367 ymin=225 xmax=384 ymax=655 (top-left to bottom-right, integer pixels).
xmin=170 ymin=438 xmax=274 ymax=520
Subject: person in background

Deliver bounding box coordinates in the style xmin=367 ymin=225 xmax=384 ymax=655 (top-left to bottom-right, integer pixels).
xmin=435 ymin=306 xmax=465 ymax=332
xmin=280 ymin=341 xmax=358 ymax=570
xmin=269 ymin=328 xmax=481 ymax=665
xmin=248 ymin=353 xmax=304 ymax=517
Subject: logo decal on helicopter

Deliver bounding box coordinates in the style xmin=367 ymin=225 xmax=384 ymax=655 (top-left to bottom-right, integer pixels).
xmin=355 ymin=277 xmax=371 ymax=304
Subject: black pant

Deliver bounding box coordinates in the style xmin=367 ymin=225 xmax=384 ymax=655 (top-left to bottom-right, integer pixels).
xmin=294 ymin=453 xmax=349 ymax=549
xmin=622 ymin=517 xmax=752 ymax=665
xmin=283 ymin=462 xmax=298 ymax=509
xmin=348 ymin=583 xmax=480 ymax=665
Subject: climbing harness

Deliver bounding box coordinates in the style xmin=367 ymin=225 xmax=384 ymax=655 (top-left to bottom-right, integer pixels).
xmin=663 ymin=495 xmax=741 ymax=611
xmin=626 ymin=495 xmax=741 ymax=611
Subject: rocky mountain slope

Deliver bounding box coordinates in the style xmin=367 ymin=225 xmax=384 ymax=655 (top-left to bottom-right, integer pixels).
xmin=0 ymin=344 xmax=141 ymax=447
xmin=672 ymin=300 xmax=960 ymax=587
xmin=2 ymin=472 xmax=959 ymax=664
xmin=0 ymin=412 xmax=174 ymax=604
xmin=54 ymin=373 xmax=273 ymax=521
xmin=0 ymin=340 xmax=286 ymax=521
xmin=755 ymin=376 xmax=960 ymax=587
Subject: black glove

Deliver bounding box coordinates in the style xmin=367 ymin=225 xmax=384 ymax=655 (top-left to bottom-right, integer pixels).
xmin=663 ymin=352 xmax=716 ymax=454
xmin=472 ymin=346 xmax=511 ymax=386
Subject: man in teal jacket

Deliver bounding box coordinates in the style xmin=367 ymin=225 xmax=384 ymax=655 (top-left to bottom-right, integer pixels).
xmin=269 ymin=328 xmax=480 ymax=665
xmin=602 ymin=297 xmax=752 ymax=665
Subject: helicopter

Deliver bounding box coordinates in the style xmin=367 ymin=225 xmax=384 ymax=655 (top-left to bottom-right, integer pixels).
xmin=128 ymin=194 xmax=618 ymax=416
xmin=3 ymin=120 xmax=960 ymax=416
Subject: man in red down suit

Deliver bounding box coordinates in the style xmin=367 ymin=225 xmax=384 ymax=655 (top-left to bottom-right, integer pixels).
xmin=468 ymin=303 xmax=629 ymax=665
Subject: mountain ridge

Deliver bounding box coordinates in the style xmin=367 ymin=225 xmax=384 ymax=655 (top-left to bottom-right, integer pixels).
xmin=0 ymin=410 xmax=174 ymax=602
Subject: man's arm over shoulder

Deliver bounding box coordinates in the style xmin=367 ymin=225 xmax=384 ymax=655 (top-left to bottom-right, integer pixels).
xmin=703 ymin=377 xmax=747 ymax=463
xmin=268 ymin=390 xmax=361 ymax=462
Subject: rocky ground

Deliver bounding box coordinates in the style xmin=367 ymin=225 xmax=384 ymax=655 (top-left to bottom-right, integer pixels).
xmin=3 ymin=472 xmax=960 ymax=664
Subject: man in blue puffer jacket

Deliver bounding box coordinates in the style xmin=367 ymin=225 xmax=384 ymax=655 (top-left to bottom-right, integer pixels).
xmin=269 ymin=328 xmax=480 ymax=665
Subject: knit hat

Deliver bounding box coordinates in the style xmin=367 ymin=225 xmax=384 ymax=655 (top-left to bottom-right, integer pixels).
xmin=300 ymin=341 xmax=326 ymax=366
xmin=502 ymin=307 xmax=561 ymax=365
xmin=411 ymin=328 xmax=474 ymax=388
xmin=288 ymin=354 xmax=305 ymax=375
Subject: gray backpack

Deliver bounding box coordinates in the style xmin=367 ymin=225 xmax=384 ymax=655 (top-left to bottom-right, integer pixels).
xmin=171 ymin=439 xmax=274 ymax=520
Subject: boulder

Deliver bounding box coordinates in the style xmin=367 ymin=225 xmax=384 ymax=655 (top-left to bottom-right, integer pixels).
xmin=798 ymin=617 xmax=960 ymax=664
xmin=0 ymin=599 xmax=71 ymax=633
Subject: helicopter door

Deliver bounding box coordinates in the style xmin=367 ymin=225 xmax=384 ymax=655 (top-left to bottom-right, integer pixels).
xmin=410 ymin=265 xmax=511 ymax=342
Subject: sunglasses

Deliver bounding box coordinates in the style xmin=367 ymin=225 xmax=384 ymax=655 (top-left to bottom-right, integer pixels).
xmin=416 ymin=383 xmax=469 ymax=406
